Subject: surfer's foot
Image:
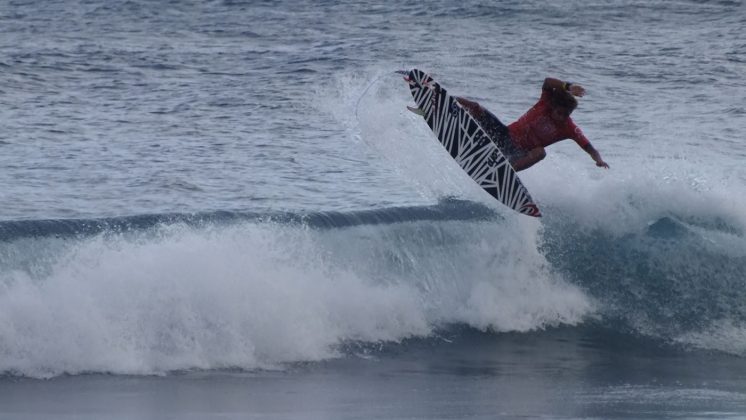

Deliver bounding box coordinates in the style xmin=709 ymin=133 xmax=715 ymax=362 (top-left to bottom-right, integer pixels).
xmin=455 ymin=97 xmax=483 ymax=117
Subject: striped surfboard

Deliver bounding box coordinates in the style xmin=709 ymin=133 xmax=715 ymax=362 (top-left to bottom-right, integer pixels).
xmin=400 ymin=68 xmax=541 ymax=217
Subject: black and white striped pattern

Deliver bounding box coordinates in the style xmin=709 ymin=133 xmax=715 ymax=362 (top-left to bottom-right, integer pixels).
xmin=403 ymin=69 xmax=541 ymax=217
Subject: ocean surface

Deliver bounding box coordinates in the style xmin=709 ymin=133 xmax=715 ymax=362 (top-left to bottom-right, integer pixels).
xmin=2 ymin=0 xmax=746 ymax=418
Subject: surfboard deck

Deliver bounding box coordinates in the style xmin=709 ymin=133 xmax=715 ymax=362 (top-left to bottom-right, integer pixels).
xmin=400 ymin=69 xmax=541 ymax=217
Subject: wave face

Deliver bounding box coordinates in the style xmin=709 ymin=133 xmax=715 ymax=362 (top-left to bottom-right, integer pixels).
xmin=0 ymin=199 xmax=590 ymax=378
xmin=542 ymin=208 xmax=746 ymax=354
xmin=2 ymin=191 xmax=746 ymax=378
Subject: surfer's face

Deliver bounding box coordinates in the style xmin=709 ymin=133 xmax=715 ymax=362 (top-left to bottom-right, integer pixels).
xmin=551 ymin=107 xmax=571 ymax=122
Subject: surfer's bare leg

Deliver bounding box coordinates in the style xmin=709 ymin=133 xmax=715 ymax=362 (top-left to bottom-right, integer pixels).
xmin=511 ymin=147 xmax=546 ymax=172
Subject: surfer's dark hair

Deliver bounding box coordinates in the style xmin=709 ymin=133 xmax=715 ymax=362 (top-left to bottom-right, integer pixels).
xmin=550 ymin=88 xmax=578 ymax=113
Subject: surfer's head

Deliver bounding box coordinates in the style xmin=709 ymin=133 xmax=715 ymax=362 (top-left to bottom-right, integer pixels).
xmin=549 ymin=89 xmax=577 ymax=122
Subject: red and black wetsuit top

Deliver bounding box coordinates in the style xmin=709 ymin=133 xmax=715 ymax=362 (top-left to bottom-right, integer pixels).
xmin=507 ymin=89 xmax=590 ymax=151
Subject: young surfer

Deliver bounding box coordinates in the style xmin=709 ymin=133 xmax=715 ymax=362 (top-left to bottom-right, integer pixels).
xmin=456 ymin=78 xmax=609 ymax=171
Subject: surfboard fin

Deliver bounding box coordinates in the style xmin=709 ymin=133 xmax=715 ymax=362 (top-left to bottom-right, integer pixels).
xmin=406 ymin=106 xmax=425 ymax=116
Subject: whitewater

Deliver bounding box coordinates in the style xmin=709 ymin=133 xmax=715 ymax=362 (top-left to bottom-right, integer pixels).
xmin=1 ymin=0 xmax=745 ymax=418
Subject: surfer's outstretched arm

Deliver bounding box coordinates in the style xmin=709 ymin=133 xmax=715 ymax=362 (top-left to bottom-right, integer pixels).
xmin=583 ymin=143 xmax=609 ymax=168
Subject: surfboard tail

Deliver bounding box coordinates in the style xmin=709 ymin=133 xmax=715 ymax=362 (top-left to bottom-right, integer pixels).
xmin=520 ymin=203 xmax=542 ymax=217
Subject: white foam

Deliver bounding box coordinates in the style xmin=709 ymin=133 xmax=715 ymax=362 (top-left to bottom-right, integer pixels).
xmin=523 ymin=141 xmax=746 ymax=236
xmin=676 ymin=320 xmax=746 ymax=357
xmin=0 ymin=217 xmax=595 ymax=378
xmin=0 ymin=223 xmax=431 ymax=378
xmin=452 ymin=220 xmax=594 ymax=332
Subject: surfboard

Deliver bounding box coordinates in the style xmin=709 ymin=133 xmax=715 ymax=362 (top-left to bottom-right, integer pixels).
xmin=399 ymin=69 xmax=541 ymax=217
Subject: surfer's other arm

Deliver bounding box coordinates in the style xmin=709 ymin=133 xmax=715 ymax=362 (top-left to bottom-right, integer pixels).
xmin=543 ymin=77 xmax=586 ymax=97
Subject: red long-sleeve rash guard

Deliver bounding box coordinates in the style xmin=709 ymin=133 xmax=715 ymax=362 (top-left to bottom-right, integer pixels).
xmin=507 ymin=89 xmax=590 ymax=151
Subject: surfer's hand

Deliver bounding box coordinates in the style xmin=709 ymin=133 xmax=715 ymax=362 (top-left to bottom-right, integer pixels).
xmin=585 ymin=144 xmax=608 ymax=169
xmin=569 ymin=84 xmax=586 ymax=97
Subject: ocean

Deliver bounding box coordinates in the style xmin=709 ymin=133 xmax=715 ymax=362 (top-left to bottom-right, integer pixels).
xmin=1 ymin=0 xmax=746 ymax=418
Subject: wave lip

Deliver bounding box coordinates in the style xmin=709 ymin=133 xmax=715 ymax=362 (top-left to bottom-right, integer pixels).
xmin=0 ymin=198 xmax=497 ymax=242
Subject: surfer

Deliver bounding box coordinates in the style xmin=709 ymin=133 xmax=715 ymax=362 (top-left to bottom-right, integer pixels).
xmin=455 ymin=78 xmax=609 ymax=171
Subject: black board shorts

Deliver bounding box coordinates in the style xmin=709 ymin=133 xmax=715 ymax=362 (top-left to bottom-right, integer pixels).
xmin=473 ymin=109 xmax=527 ymax=163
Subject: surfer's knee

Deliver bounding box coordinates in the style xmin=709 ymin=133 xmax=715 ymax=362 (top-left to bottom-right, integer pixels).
xmin=532 ymin=147 xmax=546 ymax=161
xmin=513 ymin=147 xmax=545 ymax=171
